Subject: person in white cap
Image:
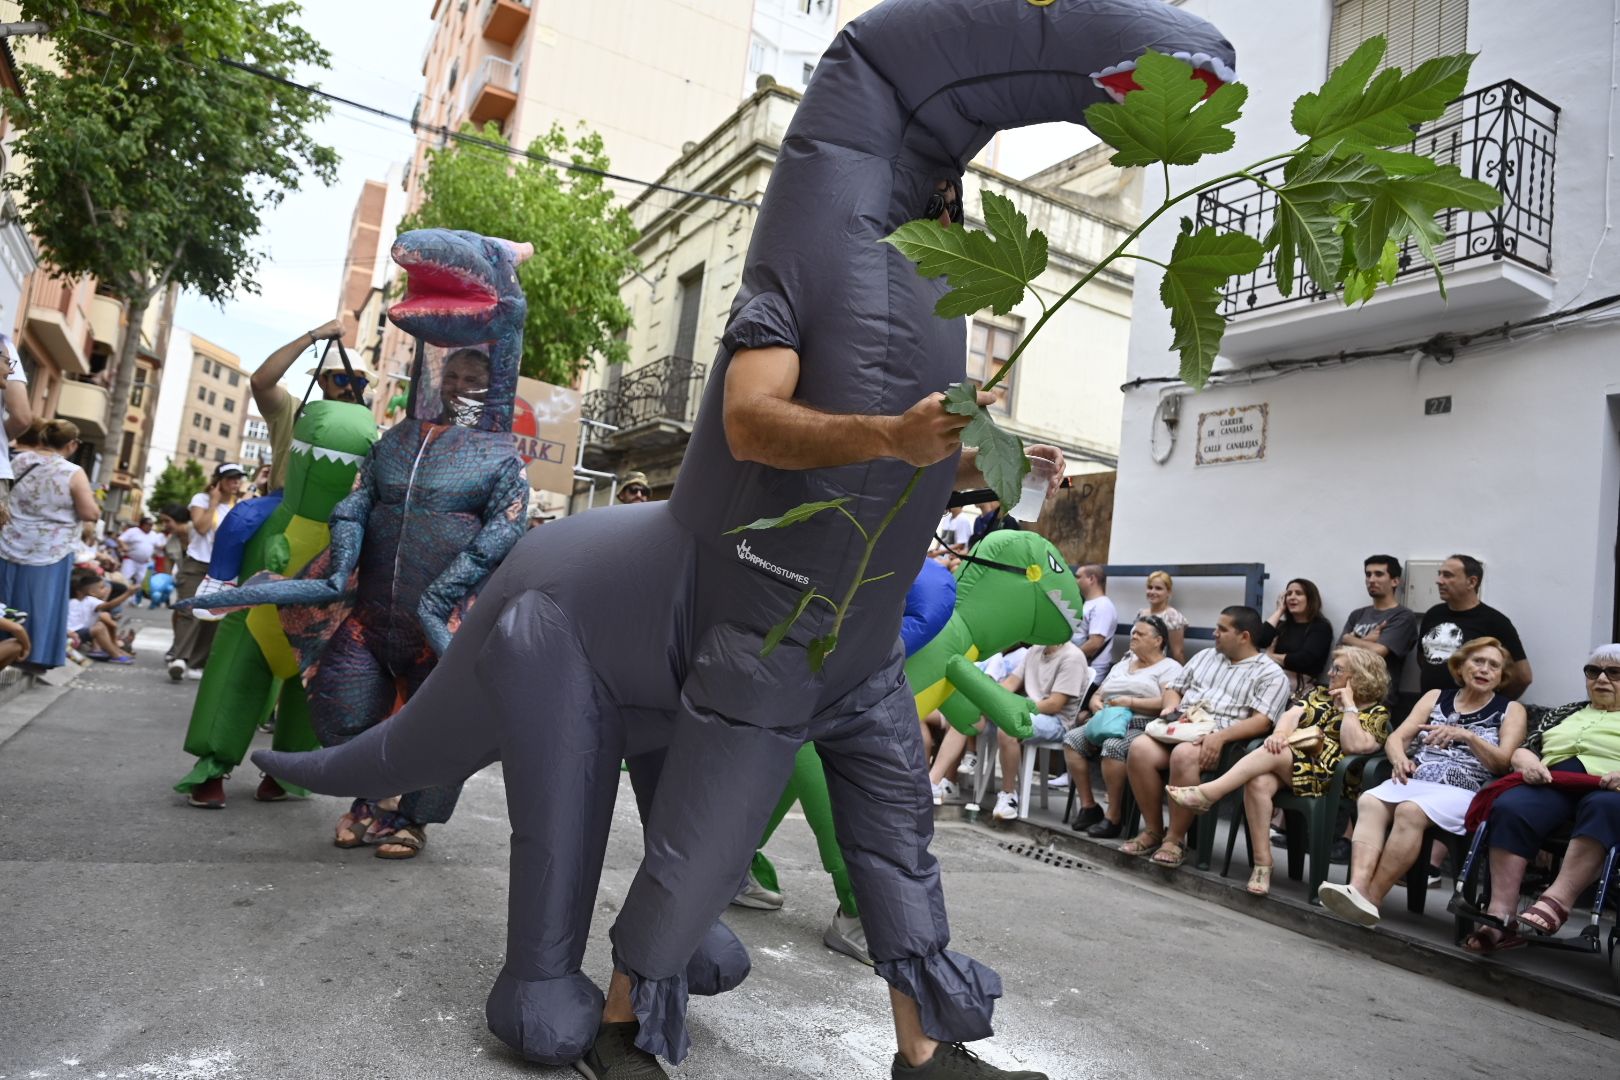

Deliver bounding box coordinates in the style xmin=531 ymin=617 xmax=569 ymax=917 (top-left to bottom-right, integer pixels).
xmin=168 ymin=461 xmax=245 ymax=680
xmin=249 ymin=317 xmax=371 ymax=491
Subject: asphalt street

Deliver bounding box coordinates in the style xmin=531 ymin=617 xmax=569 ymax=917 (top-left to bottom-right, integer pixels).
xmin=2 ymin=609 xmax=1616 ymax=1079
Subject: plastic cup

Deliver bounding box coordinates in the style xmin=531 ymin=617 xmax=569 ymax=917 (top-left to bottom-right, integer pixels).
xmin=1008 ymin=454 xmax=1059 ymax=522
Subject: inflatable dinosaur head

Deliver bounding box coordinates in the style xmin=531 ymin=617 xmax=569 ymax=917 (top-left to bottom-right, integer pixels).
xmin=387 ymin=228 xmax=530 ymax=434
xmin=954 ymin=530 xmax=1084 ymax=648
xmin=802 ymin=0 xmax=1237 ymax=224
xmin=283 ymin=400 xmax=378 ymax=521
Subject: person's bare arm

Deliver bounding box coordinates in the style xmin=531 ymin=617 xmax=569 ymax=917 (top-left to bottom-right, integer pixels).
xmin=68 ymin=470 xmax=100 ymax=522
xmin=251 ymin=319 xmax=344 ymax=416
xmin=1158 ymin=686 xmax=1184 ymax=716
xmin=1198 ymin=711 xmax=1273 ymax=770
xmin=1078 ymin=633 xmax=1108 ymax=660
xmin=1034 ymin=691 xmax=1072 ymax=716
xmin=3 ymin=381 xmax=31 ymax=438
xmin=1341 ymin=632 xmax=1392 ymax=658
xmin=723 ymin=346 xmax=990 ymax=470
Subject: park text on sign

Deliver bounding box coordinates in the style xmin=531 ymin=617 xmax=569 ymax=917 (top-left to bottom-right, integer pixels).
xmin=1195 ymin=403 xmax=1268 ymax=467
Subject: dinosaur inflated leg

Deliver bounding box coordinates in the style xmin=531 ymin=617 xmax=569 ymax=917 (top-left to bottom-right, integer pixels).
xmin=751 ymin=743 xmax=859 ymax=917
xmin=814 ymin=681 xmax=1000 ymax=1042
xmin=174 ymin=611 xmax=289 ymax=792
xmin=481 ymin=590 xmax=624 ymax=1066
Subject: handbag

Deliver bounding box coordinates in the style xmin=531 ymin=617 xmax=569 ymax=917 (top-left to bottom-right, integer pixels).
xmin=1146 ymin=704 xmax=1217 ymax=745
xmin=1084 ymin=705 xmax=1134 ymax=746
xmin=1286 ymin=726 xmax=1325 ymax=754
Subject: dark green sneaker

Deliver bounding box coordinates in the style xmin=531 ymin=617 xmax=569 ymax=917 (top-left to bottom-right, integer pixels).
xmin=892 ymin=1043 xmax=1048 ymax=1079
xmin=574 ymin=1021 xmax=669 ymax=1079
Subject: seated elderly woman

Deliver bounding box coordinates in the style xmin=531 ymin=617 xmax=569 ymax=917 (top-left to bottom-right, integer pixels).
xmin=1063 ymin=614 xmax=1183 ymax=838
xmin=1465 ymin=644 xmax=1620 ymax=952
xmin=1167 ymin=645 xmax=1391 ymax=896
xmin=1317 ymin=637 xmax=1526 ymax=926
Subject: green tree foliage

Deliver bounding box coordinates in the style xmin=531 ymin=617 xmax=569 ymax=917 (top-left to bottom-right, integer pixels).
xmin=3 ymin=1 xmax=338 ymax=489
xmin=398 ymin=122 xmax=639 ymax=386
xmin=148 ymin=459 xmax=207 ymax=512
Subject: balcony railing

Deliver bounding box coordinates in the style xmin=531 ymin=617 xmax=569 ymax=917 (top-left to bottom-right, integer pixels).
xmin=463 ymin=55 xmax=520 ymax=126
xmin=1196 ymin=79 xmax=1559 ymax=318
xmin=582 ymin=356 xmax=706 ymax=435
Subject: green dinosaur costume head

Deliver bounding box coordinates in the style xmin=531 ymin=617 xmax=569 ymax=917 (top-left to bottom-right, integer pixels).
xmin=908 ymin=530 xmax=1086 ymax=735
xmin=952 ymin=530 xmax=1084 ymax=648
xmin=282 ymin=401 xmax=378 ymax=520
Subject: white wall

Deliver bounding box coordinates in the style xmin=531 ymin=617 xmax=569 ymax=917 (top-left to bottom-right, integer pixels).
xmin=1110 ymin=0 xmax=1620 ymax=702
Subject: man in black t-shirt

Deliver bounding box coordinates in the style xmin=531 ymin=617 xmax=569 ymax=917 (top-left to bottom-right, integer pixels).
xmin=1416 ymin=554 xmax=1532 ymax=697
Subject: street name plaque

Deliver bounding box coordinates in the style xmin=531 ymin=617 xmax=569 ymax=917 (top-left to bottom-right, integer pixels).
xmin=1195 ymin=403 xmax=1268 ymax=467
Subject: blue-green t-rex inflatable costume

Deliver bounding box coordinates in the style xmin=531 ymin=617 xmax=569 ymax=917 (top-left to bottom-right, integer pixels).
xmin=245 ymin=0 xmax=1236 ymax=1067
xmin=193 ymin=229 xmax=531 ymax=838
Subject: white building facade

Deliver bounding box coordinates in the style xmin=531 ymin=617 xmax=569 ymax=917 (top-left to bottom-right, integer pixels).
xmin=1111 ymin=0 xmax=1616 ymax=703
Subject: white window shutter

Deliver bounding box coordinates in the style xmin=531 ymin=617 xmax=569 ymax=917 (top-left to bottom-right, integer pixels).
xmin=1328 ymin=0 xmax=1469 ymax=76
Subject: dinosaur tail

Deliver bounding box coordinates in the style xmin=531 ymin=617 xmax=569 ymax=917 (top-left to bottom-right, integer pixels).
xmin=252 ymin=644 xmax=500 ymax=799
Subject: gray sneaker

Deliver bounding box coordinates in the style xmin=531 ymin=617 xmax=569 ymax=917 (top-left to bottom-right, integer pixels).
xmin=892 ymin=1043 xmax=1047 ymax=1079
xmin=575 ymin=1021 xmax=668 ymax=1079
xmin=730 ymin=868 xmax=784 ymax=910
xmin=822 ymin=907 xmax=873 ymax=966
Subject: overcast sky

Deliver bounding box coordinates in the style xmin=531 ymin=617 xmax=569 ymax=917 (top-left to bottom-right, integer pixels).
xmin=173 ymin=1 xmax=435 ymax=374
xmin=173 ymin=2 xmax=1094 ymax=378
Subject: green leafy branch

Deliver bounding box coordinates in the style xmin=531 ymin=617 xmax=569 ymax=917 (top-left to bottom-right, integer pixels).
xmin=735 ymin=36 xmax=1502 ymax=670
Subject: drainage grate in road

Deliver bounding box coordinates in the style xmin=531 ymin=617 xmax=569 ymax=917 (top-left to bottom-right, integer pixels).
xmin=999 ymin=840 xmax=1090 ymax=872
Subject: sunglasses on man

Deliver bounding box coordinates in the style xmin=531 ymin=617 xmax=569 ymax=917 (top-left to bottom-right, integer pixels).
xmin=327 ymin=373 xmax=369 ymax=390
xmin=623 ymin=484 xmax=650 ymax=497
xmin=1584 ymin=664 xmax=1620 ymax=682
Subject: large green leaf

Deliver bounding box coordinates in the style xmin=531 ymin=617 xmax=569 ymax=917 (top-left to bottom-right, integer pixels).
xmin=941 ymin=381 xmax=1028 ymax=510
xmin=1346 ymin=167 xmax=1501 ymax=298
xmin=1159 ymin=227 xmax=1264 ymax=388
xmin=725 ymin=497 xmax=851 ymax=535
xmin=1263 ymin=153 xmax=1385 ymax=296
xmin=1292 ymin=36 xmax=1475 ymax=154
xmin=1083 ymin=51 xmax=1248 ymax=168
xmin=883 ymin=190 xmax=1047 ymax=318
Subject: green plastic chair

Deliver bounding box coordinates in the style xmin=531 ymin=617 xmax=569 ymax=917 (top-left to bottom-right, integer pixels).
xmin=1223 ymin=745 xmax=1381 ymax=903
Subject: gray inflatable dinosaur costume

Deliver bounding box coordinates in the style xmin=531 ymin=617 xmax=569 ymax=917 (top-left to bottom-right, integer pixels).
xmin=253 ymin=0 xmax=1235 ymax=1066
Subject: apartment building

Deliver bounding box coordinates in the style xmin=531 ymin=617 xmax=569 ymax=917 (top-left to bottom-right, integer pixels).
xmin=146 ymin=333 xmax=251 ymax=487
xmin=239 ymin=405 xmax=272 ymax=471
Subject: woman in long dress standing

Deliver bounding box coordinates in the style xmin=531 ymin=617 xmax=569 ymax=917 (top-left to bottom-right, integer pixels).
xmin=0 ymin=419 xmax=101 ymax=672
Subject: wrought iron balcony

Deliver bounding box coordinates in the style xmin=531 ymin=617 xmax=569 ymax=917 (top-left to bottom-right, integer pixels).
xmin=1196 ymin=79 xmax=1559 ymax=319
xmin=582 ymin=356 xmax=707 ymax=439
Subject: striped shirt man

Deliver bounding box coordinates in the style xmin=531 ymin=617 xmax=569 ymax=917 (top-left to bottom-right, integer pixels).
xmin=1169 ymin=648 xmax=1290 ymax=730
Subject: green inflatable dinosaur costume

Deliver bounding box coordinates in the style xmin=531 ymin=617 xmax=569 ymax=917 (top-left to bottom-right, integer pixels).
xmin=174 ymin=400 xmax=379 ymax=795
xmin=746 ymin=531 xmax=1085 ymax=960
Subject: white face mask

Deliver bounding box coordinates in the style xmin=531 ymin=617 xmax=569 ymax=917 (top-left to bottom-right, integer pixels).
xmin=449 ymin=391 xmax=486 ymax=427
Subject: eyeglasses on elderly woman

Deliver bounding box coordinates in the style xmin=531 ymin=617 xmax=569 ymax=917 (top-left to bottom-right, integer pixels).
xmin=1584 ymin=664 xmax=1620 ymax=682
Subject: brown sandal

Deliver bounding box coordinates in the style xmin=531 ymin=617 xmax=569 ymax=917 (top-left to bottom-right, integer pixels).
xmin=1167 ymin=785 xmax=1214 ymax=814
xmin=1516 ymin=895 xmax=1570 ymax=936
xmin=1150 ymin=839 xmax=1187 ymax=868
xmin=1463 ymin=924 xmax=1526 ymax=954
xmin=333 ymin=799 xmax=374 ymax=849
xmin=1120 ymin=831 xmax=1163 ymax=856
xmin=374 ymin=823 xmax=427 ymax=860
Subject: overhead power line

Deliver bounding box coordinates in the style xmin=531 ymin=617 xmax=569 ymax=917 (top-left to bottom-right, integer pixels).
xmin=217 ymin=57 xmax=759 ymax=212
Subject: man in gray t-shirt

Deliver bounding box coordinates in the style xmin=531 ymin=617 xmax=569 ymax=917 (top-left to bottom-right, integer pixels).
xmin=1340 ymin=555 xmax=1419 ymax=697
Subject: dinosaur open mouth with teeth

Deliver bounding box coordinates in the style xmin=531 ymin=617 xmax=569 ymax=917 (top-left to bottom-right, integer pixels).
xmin=1091 ymin=51 xmax=1236 ymax=103
xmin=390 ymin=255 xmax=501 ymax=320
xmin=288 ymin=438 xmax=366 ymax=467
xmin=1048 ymin=589 xmax=1084 ymax=638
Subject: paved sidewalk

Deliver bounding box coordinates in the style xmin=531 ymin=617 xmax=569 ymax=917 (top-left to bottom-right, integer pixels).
xmin=2 ymin=618 xmax=1617 ymax=1078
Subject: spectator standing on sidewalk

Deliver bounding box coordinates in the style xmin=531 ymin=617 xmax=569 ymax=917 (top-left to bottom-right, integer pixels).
xmin=0 ymin=419 xmax=100 ymax=672
xmin=617 ymin=470 xmax=651 ymax=504
xmin=168 ymin=463 xmax=243 ymax=680
xmin=1416 ymin=554 xmax=1532 ymax=697
xmin=1339 ymin=554 xmax=1418 ymax=700
xmin=1072 ymin=563 xmax=1118 ymax=709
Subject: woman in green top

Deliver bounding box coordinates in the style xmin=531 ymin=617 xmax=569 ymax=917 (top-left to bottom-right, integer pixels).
xmin=1473 ymin=643 xmax=1620 ymax=950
